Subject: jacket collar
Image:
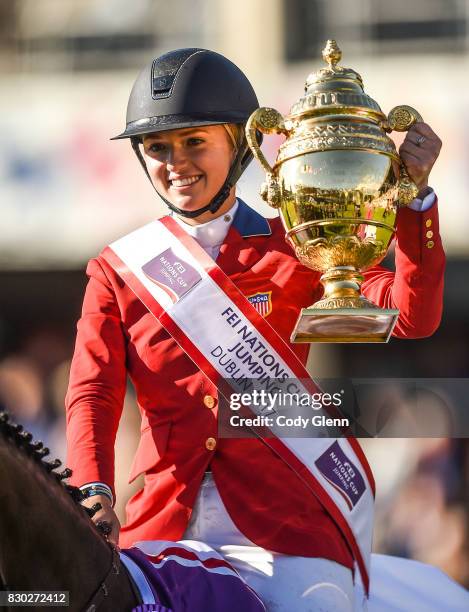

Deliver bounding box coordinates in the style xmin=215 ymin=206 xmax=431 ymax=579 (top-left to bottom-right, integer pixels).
xmin=215 ymin=199 xmax=272 ymax=275
xmin=231 ymin=198 xmax=272 ymax=238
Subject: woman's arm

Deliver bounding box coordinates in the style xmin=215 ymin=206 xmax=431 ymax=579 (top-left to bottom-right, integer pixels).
xmin=65 ymin=257 xmax=127 ymax=499
xmin=362 ymin=199 xmax=445 ymax=338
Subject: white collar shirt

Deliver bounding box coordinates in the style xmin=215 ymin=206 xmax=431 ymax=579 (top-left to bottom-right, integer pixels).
xmin=172 ymin=199 xmax=239 ymax=260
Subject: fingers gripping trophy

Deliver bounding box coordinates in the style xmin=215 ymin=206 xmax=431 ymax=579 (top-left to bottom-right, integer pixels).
xmin=246 ymin=40 xmax=423 ymax=343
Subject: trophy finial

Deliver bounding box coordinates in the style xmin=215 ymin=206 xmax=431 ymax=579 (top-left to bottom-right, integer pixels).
xmin=322 ymin=40 xmax=342 ymax=70
xmin=303 ymin=39 xmax=365 ymax=103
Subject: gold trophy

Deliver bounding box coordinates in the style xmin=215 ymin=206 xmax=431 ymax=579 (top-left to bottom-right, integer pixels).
xmin=246 ymin=40 xmax=422 ymax=343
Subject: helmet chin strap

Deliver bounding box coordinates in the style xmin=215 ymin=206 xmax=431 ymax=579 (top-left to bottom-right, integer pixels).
xmin=131 ymin=138 xmax=251 ymax=219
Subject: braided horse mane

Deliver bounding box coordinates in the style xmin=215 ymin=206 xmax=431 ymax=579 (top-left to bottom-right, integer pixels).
xmin=0 ymin=410 xmax=101 ymax=521
xmin=0 ymin=409 xmax=143 ymax=612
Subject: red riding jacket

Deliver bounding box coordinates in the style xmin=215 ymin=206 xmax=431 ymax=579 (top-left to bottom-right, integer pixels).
xmin=66 ymin=199 xmax=445 ymax=565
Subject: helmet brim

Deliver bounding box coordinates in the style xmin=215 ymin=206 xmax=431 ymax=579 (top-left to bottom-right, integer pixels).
xmin=111 ymin=112 xmax=250 ymax=140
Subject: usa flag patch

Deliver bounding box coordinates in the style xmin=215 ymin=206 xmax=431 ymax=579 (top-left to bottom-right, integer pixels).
xmin=247 ymin=291 xmax=272 ymax=317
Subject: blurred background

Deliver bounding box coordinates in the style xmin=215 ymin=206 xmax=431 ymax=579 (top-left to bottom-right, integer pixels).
xmin=0 ymin=0 xmax=468 ymax=587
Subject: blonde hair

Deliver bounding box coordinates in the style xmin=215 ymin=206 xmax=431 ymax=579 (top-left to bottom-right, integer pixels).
xmin=223 ymin=123 xmax=245 ymax=152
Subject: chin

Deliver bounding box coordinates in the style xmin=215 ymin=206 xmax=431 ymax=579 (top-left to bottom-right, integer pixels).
xmin=173 ymin=203 xmax=202 ymax=213
xmin=171 ymin=196 xmax=207 ymax=212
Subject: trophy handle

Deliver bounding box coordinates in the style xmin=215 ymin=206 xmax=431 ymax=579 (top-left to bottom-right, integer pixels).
xmin=245 ymin=107 xmax=289 ymax=208
xmin=385 ymin=105 xmax=423 ymax=206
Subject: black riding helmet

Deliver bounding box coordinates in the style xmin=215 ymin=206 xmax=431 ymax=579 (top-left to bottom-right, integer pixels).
xmin=112 ymin=48 xmax=260 ymax=218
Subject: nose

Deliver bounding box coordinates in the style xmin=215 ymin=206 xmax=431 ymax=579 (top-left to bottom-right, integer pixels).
xmin=166 ymin=143 xmax=188 ymax=169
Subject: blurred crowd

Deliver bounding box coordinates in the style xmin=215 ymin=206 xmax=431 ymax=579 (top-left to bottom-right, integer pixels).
xmin=365 ymin=437 xmax=469 ymax=586
xmin=0 ymin=322 xmax=143 ymax=522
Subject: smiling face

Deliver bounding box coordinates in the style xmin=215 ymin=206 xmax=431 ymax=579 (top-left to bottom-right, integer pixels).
xmin=142 ymin=125 xmax=237 ymax=224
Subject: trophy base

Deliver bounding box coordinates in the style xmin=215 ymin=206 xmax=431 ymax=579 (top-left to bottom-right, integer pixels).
xmin=291 ymin=307 xmax=400 ymax=343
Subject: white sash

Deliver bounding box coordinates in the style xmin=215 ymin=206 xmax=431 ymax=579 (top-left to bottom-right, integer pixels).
xmin=102 ymin=215 xmax=375 ymax=594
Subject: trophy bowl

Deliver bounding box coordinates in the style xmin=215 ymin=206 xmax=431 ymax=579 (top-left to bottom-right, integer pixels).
xmin=246 ymin=40 xmax=422 ymax=343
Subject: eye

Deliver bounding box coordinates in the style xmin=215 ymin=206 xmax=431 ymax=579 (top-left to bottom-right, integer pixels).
xmin=187 ymin=137 xmax=204 ymax=146
xmin=146 ymin=142 xmax=167 ymax=154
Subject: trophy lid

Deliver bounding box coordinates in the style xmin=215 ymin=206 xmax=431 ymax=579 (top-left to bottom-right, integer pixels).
xmin=289 ymin=40 xmax=384 ymax=120
xmin=276 ymin=40 xmax=399 ymax=165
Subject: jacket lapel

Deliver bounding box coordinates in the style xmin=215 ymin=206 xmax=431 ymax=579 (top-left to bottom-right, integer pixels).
xmin=216 ymin=199 xmax=273 ymax=275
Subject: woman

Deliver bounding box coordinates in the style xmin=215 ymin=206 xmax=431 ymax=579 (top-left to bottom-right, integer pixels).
xmin=66 ymin=48 xmax=446 ymax=610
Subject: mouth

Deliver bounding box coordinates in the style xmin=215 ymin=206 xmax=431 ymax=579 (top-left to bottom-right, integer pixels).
xmin=169 ymin=175 xmax=203 ymax=188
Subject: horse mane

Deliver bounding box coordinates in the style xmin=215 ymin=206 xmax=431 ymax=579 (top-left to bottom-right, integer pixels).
xmin=0 ymin=410 xmax=101 ymax=521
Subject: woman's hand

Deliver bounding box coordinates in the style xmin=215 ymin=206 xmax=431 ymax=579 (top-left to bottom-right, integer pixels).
xmin=81 ymin=494 xmax=121 ymax=546
xmin=399 ymin=122 xmax=442 ymax=194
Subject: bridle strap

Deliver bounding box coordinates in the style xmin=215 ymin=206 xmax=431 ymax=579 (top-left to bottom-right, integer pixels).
xmin=82 ymin=544 xmax=124 ymax=612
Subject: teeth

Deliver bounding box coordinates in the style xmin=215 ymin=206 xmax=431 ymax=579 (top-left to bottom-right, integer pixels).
xmin=171 ymin=176 xmax=201 ymax=187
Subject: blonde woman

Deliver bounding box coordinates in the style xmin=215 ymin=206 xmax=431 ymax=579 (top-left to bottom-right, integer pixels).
xmin=66 ymin=48 xmax=448 ymax=610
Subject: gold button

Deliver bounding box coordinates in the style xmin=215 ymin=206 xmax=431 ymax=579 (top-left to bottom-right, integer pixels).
xmin=426 ymin=230 xmax=434 ymax=239
xmin=426 ymin=240 xmax=434 ymax=249
xmin=224 ymin=214 xmax=231 ymax=222
xmin=203 ymin=395 xmax=217 ymax=409
xmin=425 ymin=219 xmax=432 ymax=228
xmin=205 ymin=437 xmax=217 ymax=451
